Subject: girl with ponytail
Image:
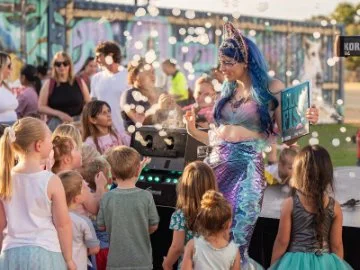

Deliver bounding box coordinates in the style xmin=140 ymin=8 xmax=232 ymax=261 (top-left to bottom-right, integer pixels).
xmin=181 ymin=190 xmax=241 ymax=270
xmin=270 ymin=145 xmax=352 ymax=270
xmin=183 ymin=22 xmax=319 ymax=269
xmin=0 ymin=117 xmax=75 ymax=270
xmin=163 ymin=161 xmax=218 ymax=270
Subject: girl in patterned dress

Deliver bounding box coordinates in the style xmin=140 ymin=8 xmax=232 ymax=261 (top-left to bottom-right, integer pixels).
xmin=162 ymin=161 xmax=218 ymax=270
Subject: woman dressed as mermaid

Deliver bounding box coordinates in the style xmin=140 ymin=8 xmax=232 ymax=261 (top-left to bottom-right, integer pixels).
xmin=184 ymin=22 xmax=319 ymax=269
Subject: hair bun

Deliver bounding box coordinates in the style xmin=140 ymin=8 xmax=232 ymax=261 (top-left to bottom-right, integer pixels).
xmin=52 ymin=135 xmax=61 ymax=145
xmin=200 ymin=190 xmax=223 ymax=210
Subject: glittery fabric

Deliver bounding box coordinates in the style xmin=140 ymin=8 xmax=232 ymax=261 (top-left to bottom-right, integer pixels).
xmin=205 ymin=139 xmax=267 ymax=270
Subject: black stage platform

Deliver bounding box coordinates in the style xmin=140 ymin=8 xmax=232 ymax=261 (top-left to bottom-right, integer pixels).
xmin=249 ymin=166 xmax=360 ymax=269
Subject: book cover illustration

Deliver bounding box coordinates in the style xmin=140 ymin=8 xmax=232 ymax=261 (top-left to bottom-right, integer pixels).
xmin=281 ymin=81 xmax=310 ymax=142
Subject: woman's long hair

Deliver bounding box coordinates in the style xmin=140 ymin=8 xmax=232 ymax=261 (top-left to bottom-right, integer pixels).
xmin=214 ymin=37 xmax=278 ymax=136
xmin=51 ymin=51 xmax=75 ymax=85
xmin=291 ymin=145 xmax=334 ymax=248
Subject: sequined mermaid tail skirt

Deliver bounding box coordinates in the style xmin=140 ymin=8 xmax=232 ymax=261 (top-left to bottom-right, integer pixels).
xmin=205 ymin=140 xmax=267 ymax=270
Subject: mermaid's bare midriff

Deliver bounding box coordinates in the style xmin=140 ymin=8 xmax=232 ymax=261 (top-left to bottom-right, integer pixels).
xmin=215 ymin=124 xmax=263 ymax=143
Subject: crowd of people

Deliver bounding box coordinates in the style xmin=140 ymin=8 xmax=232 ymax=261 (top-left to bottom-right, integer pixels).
xmin=0 ymin=21 xmax=354 ymax=270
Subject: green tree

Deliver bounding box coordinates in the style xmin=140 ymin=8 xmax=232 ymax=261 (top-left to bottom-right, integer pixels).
xmin=328 ymin=3 xmax=360 ymax=74
xmin=344 ymin=23 xmax=360 ymax=72
xmin=308 ymin=15 xmax=330 ymax=23
xmin=331 ymin=3 xmax=356 ymax=25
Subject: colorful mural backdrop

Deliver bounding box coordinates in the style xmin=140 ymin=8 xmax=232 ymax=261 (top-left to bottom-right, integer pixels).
xmin=0 ymin=0 xmax=344 ymax=121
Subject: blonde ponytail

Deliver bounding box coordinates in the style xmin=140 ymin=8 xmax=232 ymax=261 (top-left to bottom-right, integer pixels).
xmin=0 ymin=117 xmax=47 ymax=200
xmin=0 ymin=128 xmax=16 ymax=200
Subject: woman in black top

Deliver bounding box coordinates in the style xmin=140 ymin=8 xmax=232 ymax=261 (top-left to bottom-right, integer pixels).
xmin=38 ymin=51 xmax=90 ymax=131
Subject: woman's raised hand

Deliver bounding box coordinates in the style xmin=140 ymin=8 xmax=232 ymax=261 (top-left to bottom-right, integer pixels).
xmin=306 ymin=105 xmax=319 ymax=124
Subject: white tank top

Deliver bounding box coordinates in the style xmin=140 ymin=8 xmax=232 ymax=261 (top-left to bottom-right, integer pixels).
xmin=2 ymin=170 xmax=61 ymax=252
xmin=193 ymin=236 xmax=238 ymax=270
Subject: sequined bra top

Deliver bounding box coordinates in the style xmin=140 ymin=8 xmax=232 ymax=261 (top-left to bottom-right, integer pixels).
xmin=287 ymin=192 xmax=335 ymax=254
xmin=218 ymin=98 xmax=262 ymax=132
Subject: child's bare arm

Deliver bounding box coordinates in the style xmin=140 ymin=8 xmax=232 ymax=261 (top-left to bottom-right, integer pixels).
xmin=271 ymin=197 xmax=293 ymax=264
xmin=230 ymin=250 xmax=241 ymax=270
xmin=163 ymin=230 xmax=185 ymax=270
xmin=88 ymin=246 xmax=100 ymax=255
xmin=330 ymin=201 xmax=344 ymax=258
xmin=149 ymin=224 xmax=158 ymax=234
xmin=181 ymin=239 xmax=194 ymax=270
xmin=49 ymin=175 xmax=74 ymax=266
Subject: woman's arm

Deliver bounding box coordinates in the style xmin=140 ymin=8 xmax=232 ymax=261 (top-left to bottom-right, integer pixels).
xmin=38 ymin=80 xmax=73 ymax=121
xmin=163 ymin=230 xmax=186 ymax=270
xmin=80 ymin=78 xmax=91 ymax=103
xmin=181 ymin=239 xmax=194 ymax=270
xmin=330 ymin=201 xmax=344 ymax=258
xmin=271 ymin=197 xmax=293 ymax=264
xmin=48 ymin=175 xmax=74 ymax=267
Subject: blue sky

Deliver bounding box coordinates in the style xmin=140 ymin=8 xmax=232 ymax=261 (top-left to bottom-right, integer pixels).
xmin=98 ymin=0 xmax=359 ymax=21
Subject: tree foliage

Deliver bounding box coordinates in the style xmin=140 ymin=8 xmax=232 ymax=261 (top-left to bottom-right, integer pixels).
xmin=309 ymin=3 xmax=360 ymax=72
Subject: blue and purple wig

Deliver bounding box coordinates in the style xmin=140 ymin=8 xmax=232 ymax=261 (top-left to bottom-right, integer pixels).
xmin=214 ymin=22 xmax=278 ymax=136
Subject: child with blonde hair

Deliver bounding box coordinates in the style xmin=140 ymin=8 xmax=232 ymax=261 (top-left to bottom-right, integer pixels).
xmin=59 ymin=170 xmax=100 ymax=270
xmin=270 ymin=145 xmax=352 ymax=269
xmin=97 ymin=146 xmax=159 ymax=269
xmin=52 ymin=136 xmax=82 ymax=174
xmin=53 ymin=135 xmax=106 ymax=216
xmin=52 ymin=123 xmax=101 ymax=170
xmin=80 ymin=156 xmax=112 ymax=191
xmin=80 ymin=156 xmax=112 ymax=270
xmin=265 ymin=146 xmax=299 ymax=185
xmin=181 ymin=190 xmax=241 ymax=270
xmin=163 ymin=161 xmax=218 ymax=270
xmin=0 ymin=117 xmax=75 ymax=270
xmin=52 ymin=123 xmax=83 ymax=148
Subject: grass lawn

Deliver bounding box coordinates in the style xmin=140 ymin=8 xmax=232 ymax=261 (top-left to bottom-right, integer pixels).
xmin=296 ymin=123 xmax=360 ymax=167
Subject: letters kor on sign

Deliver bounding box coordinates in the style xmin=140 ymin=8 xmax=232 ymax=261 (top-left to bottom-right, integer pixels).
xmin=336 ymin=36 xmax=360 ymax=57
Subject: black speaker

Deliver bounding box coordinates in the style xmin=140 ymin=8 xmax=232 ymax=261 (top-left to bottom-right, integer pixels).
xmin=151 ymin=205 xmax=176 ymax=270
xmin=131 ymin=126 xmax=205 ymax=172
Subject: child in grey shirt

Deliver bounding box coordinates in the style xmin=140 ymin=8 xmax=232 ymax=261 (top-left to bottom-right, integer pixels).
xmin=98 ymin=146 xmax=159 ymax=270
xmin=59 ymin=171 xmax=100 ymax=270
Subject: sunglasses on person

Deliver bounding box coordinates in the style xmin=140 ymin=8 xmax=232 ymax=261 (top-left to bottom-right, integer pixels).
xmin=7 ymin=63 xmax=11 ymax=69
xmin=54 ymin=61 xmax=70 ymax=68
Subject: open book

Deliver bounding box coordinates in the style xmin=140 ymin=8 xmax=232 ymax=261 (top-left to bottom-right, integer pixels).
xmin=281 ymin=81 xmax=310 ymax=143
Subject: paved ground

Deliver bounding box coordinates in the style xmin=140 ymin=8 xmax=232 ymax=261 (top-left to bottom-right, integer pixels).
xmin=344 ymin=86 xmax=360 ymax=124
